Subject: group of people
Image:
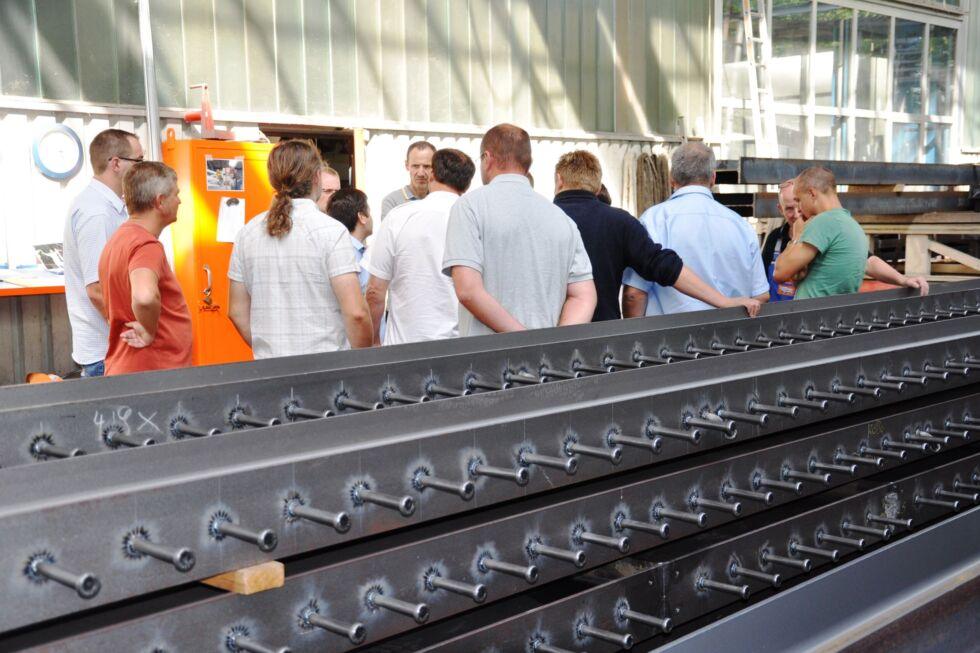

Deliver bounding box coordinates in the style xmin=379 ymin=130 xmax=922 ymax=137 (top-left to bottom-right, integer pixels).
xmin=62 ymin=124 xmax=929 ymax=378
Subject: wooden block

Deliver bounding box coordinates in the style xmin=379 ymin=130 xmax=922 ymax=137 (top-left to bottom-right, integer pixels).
xmin=201 ymin=561 xmax=284 ymax=595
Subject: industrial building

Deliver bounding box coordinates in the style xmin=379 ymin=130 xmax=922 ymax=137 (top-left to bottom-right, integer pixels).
xmin=0 ymin=2 xmax=979 ymax=652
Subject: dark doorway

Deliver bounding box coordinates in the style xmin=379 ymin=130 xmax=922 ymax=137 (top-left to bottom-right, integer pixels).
xmin=258 ymin=125 xmax=357 ymax=188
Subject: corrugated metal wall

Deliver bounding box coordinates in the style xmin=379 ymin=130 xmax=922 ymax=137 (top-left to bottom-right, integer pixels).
xmin=0 ymin=0 xmax=713 ymax=137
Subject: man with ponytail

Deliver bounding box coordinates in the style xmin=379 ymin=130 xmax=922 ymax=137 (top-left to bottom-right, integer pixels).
xmin=227 ymin=140 xmax=372 ymax=358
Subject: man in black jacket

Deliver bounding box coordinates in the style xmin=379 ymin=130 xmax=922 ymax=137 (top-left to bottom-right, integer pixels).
xmin=553 ymin=150 xmax=760 ymax=321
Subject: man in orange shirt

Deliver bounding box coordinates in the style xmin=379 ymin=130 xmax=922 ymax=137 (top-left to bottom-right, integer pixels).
xmin=98 ymin=162 xmax=192 ymax=375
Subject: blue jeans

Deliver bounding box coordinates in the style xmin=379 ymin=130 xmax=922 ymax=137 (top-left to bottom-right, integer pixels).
xmin=81 ymin=360 xmax=105 ymax=377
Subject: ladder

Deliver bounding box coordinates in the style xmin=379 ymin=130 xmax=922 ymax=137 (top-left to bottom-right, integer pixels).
xmin=740 ymin=0 xmax=779 ymax=158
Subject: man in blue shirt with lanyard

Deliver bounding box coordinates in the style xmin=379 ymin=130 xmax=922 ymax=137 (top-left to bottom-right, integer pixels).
xmin=760 ymin=179 xmax=799 ymax=302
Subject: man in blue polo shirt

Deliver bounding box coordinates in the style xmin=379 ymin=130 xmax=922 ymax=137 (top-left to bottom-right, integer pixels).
xmin=623 ymin=143 xmax=769 ymax=317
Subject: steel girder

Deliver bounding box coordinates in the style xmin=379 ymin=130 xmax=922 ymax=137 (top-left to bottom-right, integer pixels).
xmin=0 ymin=319 xmax=977 ymax=631
xmin=737 ymin=158 xmax=979 ymax=186
xmin=752 ymin=191 xmax=972 ymax=218
xmin=2 ymin=284 xmax=978 ymax=471
xmin=26 ymin=450 xmax=980 ymax=652
xmin=408 ymin=453 xmax=980 ymax=653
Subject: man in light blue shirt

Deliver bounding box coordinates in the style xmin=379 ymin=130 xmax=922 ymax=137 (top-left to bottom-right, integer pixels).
xmin=325 ymin=188 xmax=372 ymax=292
xmin=623 ymin=143 xmax=769 ymax=317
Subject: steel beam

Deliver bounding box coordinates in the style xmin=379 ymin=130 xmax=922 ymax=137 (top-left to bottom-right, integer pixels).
xmin=0 ymin=320 xmax=976 ymax=630
xmin=752 ymin=192 xmax=972 ymax=218
xmin=1 ymin=284 xmax=977 ymax=471
xmin=10 ymin=411 xmax=978 ymax=651
xmin=738 ymin=158 xmax=978 ymax=186
xmin=406 ymin=454 xmax=980 ymax=653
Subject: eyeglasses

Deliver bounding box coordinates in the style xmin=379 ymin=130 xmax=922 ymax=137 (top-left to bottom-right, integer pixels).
xmin=114 ymin=156 xmax=144 ymax=163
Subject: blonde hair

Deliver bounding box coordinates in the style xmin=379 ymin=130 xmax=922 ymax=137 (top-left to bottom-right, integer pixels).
xmin=555 ymin=150 xmax=602 ymax=194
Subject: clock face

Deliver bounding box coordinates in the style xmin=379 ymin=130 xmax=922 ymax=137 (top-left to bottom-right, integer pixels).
xmin=34 ymin=125 xmax=84 ymax=180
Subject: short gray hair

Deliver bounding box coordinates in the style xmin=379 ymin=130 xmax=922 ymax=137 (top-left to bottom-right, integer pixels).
xmin=670 ymin=142 xmax=715 ymax=187
xmin=123 ymin=161 xmax=178 ymax=214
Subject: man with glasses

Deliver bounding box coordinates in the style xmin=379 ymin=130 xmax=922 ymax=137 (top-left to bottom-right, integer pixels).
xmin=63 ymin=128 xmax=144 ymax=377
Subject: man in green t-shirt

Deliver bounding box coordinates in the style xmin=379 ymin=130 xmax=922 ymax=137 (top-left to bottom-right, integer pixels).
xmin=773 ymin=167 xmax=868 ymax=299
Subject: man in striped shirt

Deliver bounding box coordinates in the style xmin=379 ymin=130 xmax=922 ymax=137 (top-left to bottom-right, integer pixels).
xmin=62 ymin=129 xmax=144 ymax=377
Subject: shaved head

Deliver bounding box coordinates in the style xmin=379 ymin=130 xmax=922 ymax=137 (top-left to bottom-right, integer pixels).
xmin=795 ymin=167 xmax=836 ymax=195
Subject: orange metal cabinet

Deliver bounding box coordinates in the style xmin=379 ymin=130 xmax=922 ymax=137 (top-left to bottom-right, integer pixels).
xmin=163 ymin=131 xmax=275 ymax=366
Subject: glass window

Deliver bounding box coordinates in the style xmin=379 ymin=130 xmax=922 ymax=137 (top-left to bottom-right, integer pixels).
xmin=723 ymin=108 xmax=757 ymax=158
xmin=814 ymin=115 xmax=847 ymax=160
xmin=771 ymin=0 xmax=811 ymax=105
xmin=854 ymin=118 xmax=887 ymax=161
xmin=722 ymin=0 xmax=750 ymax=100
xmin=892 ymin=123 xmax=921 ymax=162
xmin=893 ymin=19 xmax=924 ymax=114
xmin=855 ymin=11 xmax=889 ymax=112
xmin=928 ymin=25 xmax=956 ymax=115
xmin=814 ymin=4 xmax=853 ymax=108
xmin=925 ymin=124 xmax=950 ymax=163
xmin=776 ymin=114 xmax=806 ymax=158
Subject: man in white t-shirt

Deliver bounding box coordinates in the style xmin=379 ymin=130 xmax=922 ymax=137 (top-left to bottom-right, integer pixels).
xmin=62 ymin=129 xmax=144 ymax=376
xmin=364 ymin=149 xmax=475 ymax=346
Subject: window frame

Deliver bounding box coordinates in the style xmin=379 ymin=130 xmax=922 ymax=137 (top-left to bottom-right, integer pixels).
xmin=716 ymin=0 xmax=963 ymax=163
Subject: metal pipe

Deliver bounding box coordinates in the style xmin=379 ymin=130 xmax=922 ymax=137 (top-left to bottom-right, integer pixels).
xmin=633 ymin=352 xmax=672 ymax=364
xmin=128 ymin=535 xmax=196 ymax=572
xmin=306 ymin=613 xmax=366 ymax=645
xmin=578 ymin=531 xmax=630 ymax=553
xmin=836 ymin=452 xmax=884 ymax=467
xmin=663 ymin=349 xmax=699 ymax=360
xmin=697 ymin=575 xmax=750 ymax=600
xmin=478 ymin=555 xmax=538 ymax=584
xmin=287 ymin=503 xmax=351 ymax=533
xmin=520 ymin=452 xmax=577 ymax=475
xmin=577 ymin=623 xmax=634 ymax=649
xmin=469 ymin=461 xmax=529 ymax=486
xmin=171 ymin=421 xmax=222 ymax=437
xmin=383 ymin=391 xmax=429 ymax=404
xmin=531 ymin=640 xmax=577 ymax=653
xmin=841 ymin=521 xmax=892 ymax=540
xmin=722 ymin=485 xmax=774 ymax=505
xmin=735 ymin=336 xmax=772 ymax=348
xmin=790 ymin=542 xmax=839 ymax=562
xmin=859 ymin=378 xmax=904 ymax=393
xmin=749 ymin=402 xmax=798 ymax=418
xmin=604 ymin=357 xmax=641 ymax=369
xmin=366 ymin=589 xmax=429 ymax=624
xmin=717 ymin=409 xmax=768 ymax=427
xmin=906 ymin=431 xmax=948 ymax=446
xmin=808 ymin=388 xmax=854 ymax=404
xmin=214 ymin=521 xmax=278 ymax=552
xmin=910 ymin=368 xmax=949 ymax=380
xmin=284 ymin=404 xmax=331 ymax=420
xmin=529 ymin=542 xmax=586 ymax=567
xmin=617 ymin=517 xmax=670 ymax=539
xmin=620 ymin=607 xmax=673 ymax=633
xmin=779 ymin=396 xmax=828 ymax=411
xmin=106 ymin=431 xmax=156 ymax=447
xmin=31 ymin=439 xmax=84 ymax=458
xmin=685 ymin=416 xmax=736 ymax=436
xmin=693 ymin=496 xmax=742 ymax=516
xmin=778 ymin=330 xmax=816 ymax=341
xmin=731 ymin=563 xmax=781 ymax=588
xmin=881 ymin=437 xmax=928 ymax=452
xmin=859 ymin=445 xmax=906 ymax=460
xmin=336 ymin=396 xmax=383 ymax=411
xmin=756 ymin=476 xmax=802 ymax=494
xmin=654 ymin=505 xmax=707 ymax=527
xmin=783 ymin=468 xmax=831 ymax=484
xmin=539 ymin=367 xmax=579 ymax=381
xmin=30 ymin=559 xmax=101 ymax=599
xmin=355 ymin=488 xmax=416 ymax=517
xmin=925 ymin=427 xmax=969 ymax=439
xmin=761 ymin=550 xmax=812 ymax=572
xmin=415 ymin=473 xmax=475 ymax=501
xmin=231 ymin=411 xmax=281 ymax=428
xmin=427 ymin=384 xmax=470 ymax=398
xmin=688 ymin=346 xmax=724 ymax=357
xmin=713 ymin=341 xmax=750 ymax=351
xmin=881 ymin=374 xmax=927 ymax=387
xmin=466 ymin=376 xmax=505 ymax=391
xmin=227 ymin=635 xmax=290 ymax=653
xmin=572 ymin=361 xmax=612 ymax=375
xmin=817 ymin=532 xmax=865 ymax=550
xmin=834 ymin=383 xmax=881 ymax=398
xmin=867 ymin=513 xmax=913 ymax=528
xmin=936 ymin=488 xmax=979 ymax=503
xmin=566 ymin=442 xmax=622 ymax=464
xmin=914 ymin=496 xmax=959 ymax=510
xmin=648 ymin=424 xmax=701 ymax=444
xmin=427 ymin=574 xmax=487 ymax=603
xmin=607 ymin=430 xmax=662 ymax=454
xmin=810 ymin=460 xmax=857 ymax=475
xmin=137 ymin=0 xmax=161 ymax=161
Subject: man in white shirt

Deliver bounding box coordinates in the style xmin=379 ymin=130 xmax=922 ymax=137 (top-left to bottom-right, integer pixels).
xmin=62 ymin=129 xmax=144 ymax=376
xmin=365 ymin=149 xmax=475 ymax=346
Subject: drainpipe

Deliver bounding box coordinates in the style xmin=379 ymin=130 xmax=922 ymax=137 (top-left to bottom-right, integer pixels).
xmin=137 ymin=0 xmax=162 ymax=161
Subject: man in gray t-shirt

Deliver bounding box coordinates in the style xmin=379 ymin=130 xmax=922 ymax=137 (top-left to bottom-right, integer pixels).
xmin=442 ymin=123 xmax=595 ymax=337
xmin=380 ymin=141 xmax=435 ymax=221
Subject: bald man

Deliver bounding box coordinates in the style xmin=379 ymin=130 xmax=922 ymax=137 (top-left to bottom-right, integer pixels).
xmin=773 ymin=167 xmax=867 ymax=299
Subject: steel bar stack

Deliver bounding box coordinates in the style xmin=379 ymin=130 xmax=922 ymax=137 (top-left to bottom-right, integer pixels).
xmin=3 ymin=283 xmax=980 ymax=652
